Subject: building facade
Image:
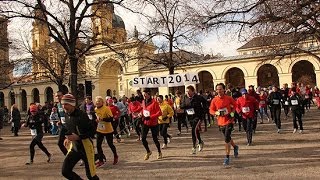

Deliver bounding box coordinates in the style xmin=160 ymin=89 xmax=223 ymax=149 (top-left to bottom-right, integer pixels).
xmin=1 ymin=3 xmax=320 ymax=112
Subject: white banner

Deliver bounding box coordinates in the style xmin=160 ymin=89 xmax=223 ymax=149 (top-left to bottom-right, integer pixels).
xmin=131 ymin=73 xmax=200 ymax=88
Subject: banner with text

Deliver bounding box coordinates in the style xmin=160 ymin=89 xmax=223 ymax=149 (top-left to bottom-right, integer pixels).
xmin=131 ymin=73 xmax=200 ymax=88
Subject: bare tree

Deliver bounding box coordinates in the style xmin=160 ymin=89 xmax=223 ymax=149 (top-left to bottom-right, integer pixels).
xmin=131 ymin=0 xmax=203 ymax=75
xmin=0 ymin=0 xmax=125 ymax=97
xmin=196 ymin=0 xmax=320 ymax=60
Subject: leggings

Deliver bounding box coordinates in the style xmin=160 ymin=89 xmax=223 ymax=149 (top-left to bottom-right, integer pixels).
xmin=189 ymin=118 xmax=202 ymax=148
xmin=159 ymin=123 xmax=171 ymax=145
xmin=271 ymin=106 xmax=281 ymax=129
xmin=111 ymin=120 xmax=120 ymax=139
xmin=62 ymin=139 xmax=99 ymax=180
xmin=30 ymin=133 xmax=50 ymax=161
xmin=141 ymin=124 xmax=161 ymax=153
xmin=242 ymin=118 xmax=253 ymax=144
xmin=96 ymin=132 xmax=117 ymax=162
xmin=133 ymin=118 xmax=142 ymax=137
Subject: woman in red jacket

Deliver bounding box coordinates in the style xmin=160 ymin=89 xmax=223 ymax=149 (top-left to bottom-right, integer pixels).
xmin=129 ymin=96 xmax=143 ymax=141
xmin=141 ymin=88 xmax=162 ymax=160
xmin=314 ymin=86 xmax=320 ymax=109
xmin=107 ymin=98 xmax=121 ymax=142
xmin=258 ymin=90 xmax=270 ymax=124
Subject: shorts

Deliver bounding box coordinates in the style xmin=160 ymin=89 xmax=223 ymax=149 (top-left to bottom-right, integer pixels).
xmin=219 ymin=123 xmax=233 ymax=143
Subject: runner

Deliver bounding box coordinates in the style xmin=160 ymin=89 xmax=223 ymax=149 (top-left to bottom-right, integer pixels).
xmin=22 ymin=104 xmax=51 ymax=165
xmin=314 ymin=86 xmax=320 ymax=109
xmin=157 ymin=95 xmax=174 ymax=149
xmin=236 ymin=89 xmax=259 ymax=146
xmin=82 ymin=96 xmax=97 ymax=132
xmin=174 ymin=90 xmax=188 ymax=135
xmin=107 ymin=98 xmax=121 ymax=143
xmin=95 ymin=96 xmax=118 ymax=167
xmin=289 ymin=88 xmax=304 ymax=133
xmin=248 ymin=85 xmax=259 ymax=133
xmin=141 ymin=88 xmax=162 ymax=160
xmin=180 ymin=85 xmax=206 ymax=155
xmin=129 ymin=96 xmax=143 ymax=141
xmin=267 ymin=86 xmax=283 ymax=133
xmin=280 ymin=83 xmax=290 ymax=119
xmin=210 ymin=83 xmax=239 ymax=166
xmin=55 ymin=91 xmax=68 ymax=155
xmin=60 ymin=94 xmax=99 ymax=180
xmin=258 ymin=89 xmax=270 ymax=124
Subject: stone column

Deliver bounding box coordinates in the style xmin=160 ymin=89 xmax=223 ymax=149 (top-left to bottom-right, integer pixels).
xmin=278 ymin=73 xmax=292 ymax=87
xmin=244 ymin=76 xmax=257 ymax=88
xmin=315 ymin=71 xmax=320 ymax=87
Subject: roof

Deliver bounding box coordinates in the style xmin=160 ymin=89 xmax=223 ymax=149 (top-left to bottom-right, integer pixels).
xmin=112 ymin=14 xmax=125 ymax=29
xmin=237 ymin=33 xmax=310 ymax=50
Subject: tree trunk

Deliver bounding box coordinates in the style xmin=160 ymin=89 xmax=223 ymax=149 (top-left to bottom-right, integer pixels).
xmin=69 ymin=56 xmax=78 ymax=104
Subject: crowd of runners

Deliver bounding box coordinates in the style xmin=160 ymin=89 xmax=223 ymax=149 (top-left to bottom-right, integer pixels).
xmin=0 ymin=81 xmax=319 ymax=179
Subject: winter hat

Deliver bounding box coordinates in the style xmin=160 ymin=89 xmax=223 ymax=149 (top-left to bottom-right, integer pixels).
xmin=241 ymin=88 xmax=248 ymax=95
xmin=30 ymin=104 xmax=38 ymax=112
xmin=61 ymin=94 xmax=76 ymax=106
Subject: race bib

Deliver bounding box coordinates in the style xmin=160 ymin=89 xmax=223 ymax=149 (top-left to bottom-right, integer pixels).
xmin=259 ymin=101 xmax=265 ymax=105
xmin=143 ymin=110 xmax=150 ymax=117
xmin=291 ymin=100 xmax=298 ymax=105
xmin=285 ymin=101 xmax=289 ymax=105
xmin=273 ymin=99 xmax=280 ymax=105
xmin=97 ymin=122 xmax=106 ymax=131
xmin=218 ymin=108 xmax=228 ymax=116
xmin=30 ymin=129 xmax=37 ymax=136
xmin=242 ymin=107 xmax=250 ymax=113
xmin=88 ymin=114 xmax=93 ymax=120
xmin=186 ymin=108 xmax=195 ymax=115
xmin=61 ymin=117 xmax=66 ymax=124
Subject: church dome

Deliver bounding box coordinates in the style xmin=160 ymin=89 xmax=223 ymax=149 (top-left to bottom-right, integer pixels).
xmin=112 ymin=14 xmax=125 ymax=29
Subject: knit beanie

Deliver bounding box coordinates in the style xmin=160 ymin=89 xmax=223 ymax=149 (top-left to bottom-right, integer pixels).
xmin=61 ymin=94 xmax=76 ymax=106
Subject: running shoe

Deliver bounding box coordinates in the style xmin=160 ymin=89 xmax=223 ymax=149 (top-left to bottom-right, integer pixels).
xmin=207 ymin=124 xmax=211 ymax=128
xmin=277 ymin=129 xmax=281 ymax=133
xmin=198 ymin=141 xmax=204 ymax=152
xmin=191 ymin=148 xmax=196 ymax=155
xmin=144 ymin=151 xmax=152 ymax=160
xmin=177 ymin=131 xmax=181 ymax=136
xmin=25 ymin=160 xmax=33 ymax=165
xmin=299 ymin=130 xmax=303 ymax=134
xmin=293 ymin=129 xmax=297 ymax=134
xmin=47 ymin=154 xmax=52 ymax=163
xmin=234 ymin=145 xmax=239 ymax=158
xmin=161 ymin=144 xmax=167 ymax=149
xmin=0 ymin=137 xmax=3 ymax=140
xmin=79 ymin=160 xmax=84 ymax=166
xmin=96 ymin=161 xmax=106 ymax=168
xmin=113 ymin=155 xmax=119 ymax=165
xmin=167 ymin=137 xmax=172 ymax=144
xmin=157 ymin=152 xmax=163 ymax=159
xmin=223 ymin=157 xmax=230 ymax=166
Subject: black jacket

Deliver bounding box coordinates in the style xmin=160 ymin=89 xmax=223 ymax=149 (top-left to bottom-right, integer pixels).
xmin=289 ymin=93 xmax=303 ymax=111
xmin=268 ymin=91 xmax=283 ymax=107
xmin=180 ymin=94 xmax=207 ymax=121
xmin=65 ymin=108 xmax=95 ymax=151
xmin=26 ymin=114 xmax=43 ymax=134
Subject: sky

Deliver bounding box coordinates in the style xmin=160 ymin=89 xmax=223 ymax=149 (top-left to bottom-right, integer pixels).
xmin=7 ymin=2 xmax=244 ymax=59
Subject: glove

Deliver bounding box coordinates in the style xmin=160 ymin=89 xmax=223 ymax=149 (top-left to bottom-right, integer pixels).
xmin=229 ymin=112 xmax=235 ymax=118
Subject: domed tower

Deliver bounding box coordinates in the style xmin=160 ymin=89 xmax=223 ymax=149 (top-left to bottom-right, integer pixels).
xmin=31 ymin=2 xmax=49 ymax=52
xmin=92 ymin=0 xmax=114 ymax=43
xmin=91 ymin=0 xmax=127 ymax=44
xmin=31 ymin=2 xmax=50 ymax=78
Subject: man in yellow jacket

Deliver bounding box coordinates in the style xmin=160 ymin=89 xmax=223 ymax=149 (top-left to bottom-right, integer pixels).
xmin=157 ymin=95 xmax=174 ymax=149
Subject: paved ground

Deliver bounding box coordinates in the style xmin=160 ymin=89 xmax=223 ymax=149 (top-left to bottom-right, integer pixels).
xmin=0 ymin=107 xmax=320 ymax=180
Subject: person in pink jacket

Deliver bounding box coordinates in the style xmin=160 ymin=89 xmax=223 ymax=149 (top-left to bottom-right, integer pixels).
xmin=141 ymin=88 xmax=162 ymax=160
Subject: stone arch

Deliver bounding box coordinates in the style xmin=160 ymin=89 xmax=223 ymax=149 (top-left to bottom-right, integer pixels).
xmin=253 ymin=62 xmax=283 ymax=76
xmin=257 ymin=64 xmax=280 ymax=87
xmin=221 ymin=65 xmax=249 ymax=79
xmin=0 ymin=92 xmax=4 ymax=107
xmin=196 ymin=70 xmax=214 ymax=92
xmin=99 ymin=59 xmax=123 ymax=97
xmin=96 ymin=58 xmax=125 ymax=75
xmin=195 ymin=68 xmax=217 ymax=80
xmin=21 ymin=89 xmax=27 ymax=111
xmin=291 ymin=60 xmax=316 ymax=86
xmin=32 ymin=88 xmax=40 ymax=103
xmin=45 ymin=87 xmax=54 ymax=103
xmin=288 ymin=58 xmax=320 ymax=73
xmin=224 ymin=67 xmax=246 ymax=88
